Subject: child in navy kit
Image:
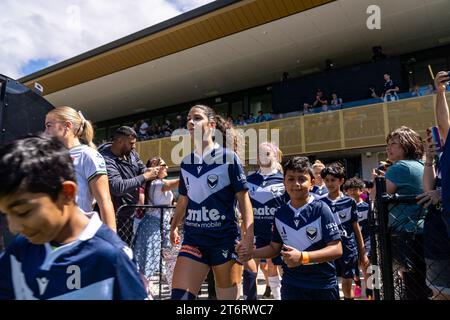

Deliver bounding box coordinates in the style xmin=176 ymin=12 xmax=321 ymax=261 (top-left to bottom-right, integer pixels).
xmin=170 ymin=105 xmax=254 ymax=300
xmin=244 ymin=156 xmax=343 ymax=300
xmin=344 ymin=177 xmax=372 ymax=299
xmin=0 ymin=135 xmax=147 ymax=300
xmin=243 ymin=142 xmax=286 ymax=300
xmin=311 ymin=160 xmax=328 ymax=196
xmin=321 ymin=163 xmax=369 ymax=300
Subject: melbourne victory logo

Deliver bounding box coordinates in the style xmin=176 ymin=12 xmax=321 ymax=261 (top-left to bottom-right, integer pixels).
xmin=207 ymin=174 xmax=218 ymax=189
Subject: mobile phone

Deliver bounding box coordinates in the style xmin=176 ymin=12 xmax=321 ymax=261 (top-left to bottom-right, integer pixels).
xmin=431 ymin=126 xmax=443 ymax=152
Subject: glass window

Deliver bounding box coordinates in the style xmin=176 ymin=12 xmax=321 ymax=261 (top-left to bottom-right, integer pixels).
xmin=413 ymin=58 xmax=448 ymax=87
xmin=95 ymin=128 xmax=107 ymax=144
xmin=231 ymin=101 xmax=244 ymax=118
xmin=250 ymin=93 xmax=272 ymax=115
xmin=213 ymin=102 xmax=229 ymax=118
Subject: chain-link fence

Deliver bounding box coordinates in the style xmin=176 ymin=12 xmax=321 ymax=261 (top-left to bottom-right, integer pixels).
xmin=116 ymin=204 xmax=177 ymax=300
xmin=372 ymin=177 xmax=450 ymax=300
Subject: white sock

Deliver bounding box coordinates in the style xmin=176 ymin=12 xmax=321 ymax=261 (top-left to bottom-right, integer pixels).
xmin=268 ymin=276 xmax=281 ymax=300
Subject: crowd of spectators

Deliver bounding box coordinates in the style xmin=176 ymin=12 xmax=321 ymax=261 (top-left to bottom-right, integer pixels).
xmin=120 ymin=72 xmax=449 ymax=143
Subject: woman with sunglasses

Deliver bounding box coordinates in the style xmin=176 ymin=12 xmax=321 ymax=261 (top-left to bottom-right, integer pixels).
xmin=133 ymin=157 xmax=179 ymax=291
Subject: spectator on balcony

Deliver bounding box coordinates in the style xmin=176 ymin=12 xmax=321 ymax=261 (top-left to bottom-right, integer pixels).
xmin=161 ymin=124 xmax=172 ymax=137
xmin=410 ymin=85 xmax=422 ymax=97
xmin=149 ymin=125 xmax=159 ymax=140
xmin=423 ymin=84 xmax=436 ymax=96
xmin=330 ymin=92 xmax=343 ymax=110
xmin=256 ymin=110 xmax=267 ymax=123
xmin=236 ymin=114 xmax=246 ymax=126
xmin=312 ymin=89 xmax=328 ymax=111
xmin=226 ymin=115 xmax=234 ymax=125
xmin=267 ymin=111 xmax=275 ymax=121
xmin=172 ymin=119 xmax=189 ymax=136
xmin=139 ymin=120 xmax=150 ymax=140
xmin=382 ymin=73 xmax=400 ymax=102
xmin=133 ymin=122 xmax=140 ymax=136
xmin=165 ymin=119 xmax=174 ymax=131
xmin=303 ymin=103 xmax=311 ymax=114
xmin=246 ymin=113 xmax=256 ymax=124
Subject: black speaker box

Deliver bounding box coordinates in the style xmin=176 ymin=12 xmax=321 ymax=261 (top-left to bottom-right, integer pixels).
xmin=0 ymin=74 xmax=54 ymax=146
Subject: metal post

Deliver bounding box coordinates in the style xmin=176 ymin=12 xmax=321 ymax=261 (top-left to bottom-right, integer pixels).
xmin=375 ymin=177 xmax=395 ymax=300
xmin=368 ymin=201 xmax=381 ymax=300
xmin=159 ymin=207 xmax=164 ymax=300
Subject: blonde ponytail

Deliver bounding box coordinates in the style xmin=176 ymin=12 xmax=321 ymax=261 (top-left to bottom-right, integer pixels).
xmin=47 ymin=106 xmax=97 ymax=149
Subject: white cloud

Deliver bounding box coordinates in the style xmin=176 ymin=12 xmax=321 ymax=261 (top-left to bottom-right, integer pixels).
xmin=0 ymin=0 xmax=213 ymax=79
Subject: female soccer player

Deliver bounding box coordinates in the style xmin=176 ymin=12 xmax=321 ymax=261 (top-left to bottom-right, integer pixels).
xmin=243 ymin=142 xmax=286 ymax=300
xmin=45 ymin=106 xmax=116 ymax=231
xmin=170 ymin=105 xmax=254 ymax=300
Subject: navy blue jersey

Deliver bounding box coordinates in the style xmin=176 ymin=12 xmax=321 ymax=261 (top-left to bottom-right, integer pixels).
xmin=311 ymin=185 xmax=328 ymax=197
xmin=0 ymin=214 xmax=147 ymax=300
xmin=179 ymin=145 xmax=248 ymax=246
xmin=272 ymin=197 xmax=341 ymax=289
xmin=321 ymin=195 xmax=358 ymax=258
xmin=424 ymin=166 xmax=450 ymax=259
xmin=440 ymin=129 xmax=450 ymax=237
xmin=356 ymin=201 xmax=371 ymax=248
xmin=247 ymin=171 xmax=286 ymax=239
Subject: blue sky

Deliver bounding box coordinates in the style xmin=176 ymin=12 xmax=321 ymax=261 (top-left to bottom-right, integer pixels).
xmin=0 ymin=0 xmax=214 ymax=79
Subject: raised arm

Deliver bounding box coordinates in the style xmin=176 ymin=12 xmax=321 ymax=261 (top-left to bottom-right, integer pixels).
xmin=434 ymin=71 xmax=450 ymax=141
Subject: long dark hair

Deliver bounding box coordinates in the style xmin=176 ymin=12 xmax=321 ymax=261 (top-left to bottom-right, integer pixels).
xmin=190 ymin=105 xmax=239 ymax=152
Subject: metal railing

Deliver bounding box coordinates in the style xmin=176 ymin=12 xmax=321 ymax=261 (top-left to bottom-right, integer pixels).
xmin=372 ymin=177 xmax=447 ymax=300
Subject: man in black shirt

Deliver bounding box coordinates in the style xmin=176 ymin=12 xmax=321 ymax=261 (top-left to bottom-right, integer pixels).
xmin=312 ymin=88 xmax=328 ymax=110
xmin=382 ymin=73 xmax=399 ymax=102
xmin=100 ymin=126 xmax=159 ymax=244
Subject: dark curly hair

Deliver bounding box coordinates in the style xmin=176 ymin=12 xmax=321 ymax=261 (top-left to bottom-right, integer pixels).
xmin=283 ymin=156 xmax=314 ymax=180
xmin=0 ymin=135 xmax=76 ymax=201
xmin=343 ymin=177 xmax=365 ymax=191
xmin=321 ymin=162 xmax=345 ymax=180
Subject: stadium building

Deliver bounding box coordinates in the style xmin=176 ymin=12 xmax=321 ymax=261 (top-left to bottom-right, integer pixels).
xmin=20 ymin=0 xmax=450 ymax=179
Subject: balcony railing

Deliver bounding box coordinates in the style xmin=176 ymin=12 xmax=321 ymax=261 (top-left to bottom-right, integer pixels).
xmin=135 ymin=93 xmax=449 ymax=168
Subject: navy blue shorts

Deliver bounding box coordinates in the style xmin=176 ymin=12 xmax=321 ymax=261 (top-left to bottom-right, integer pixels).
xmin=255 ymin=235 xmax=282 ymax=265
xmin=281 ymin=283 xmax=340 ymax=300
xmin=178 ymin=241 xmax=240 ymax=266
xmin=335 ymin=255 xmax=357 ymax=279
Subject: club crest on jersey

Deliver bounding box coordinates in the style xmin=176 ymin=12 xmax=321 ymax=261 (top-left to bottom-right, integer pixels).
xmin=222 ymin=250 xmax=228 ymax=258
xmin=306 ymin=227 xmax=317 ymax=241
xmin=294 ymin=220 xmax=300 ymax=228
xmin=207 ymin=174 xmax=219 ymax=189
xmin=36 ymin=277 xmax=49 ymax=295
xmin=339 ymin=211 xmax=347 ymax=219
xmin=197 ymin=166 xmax=202 ymax=174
